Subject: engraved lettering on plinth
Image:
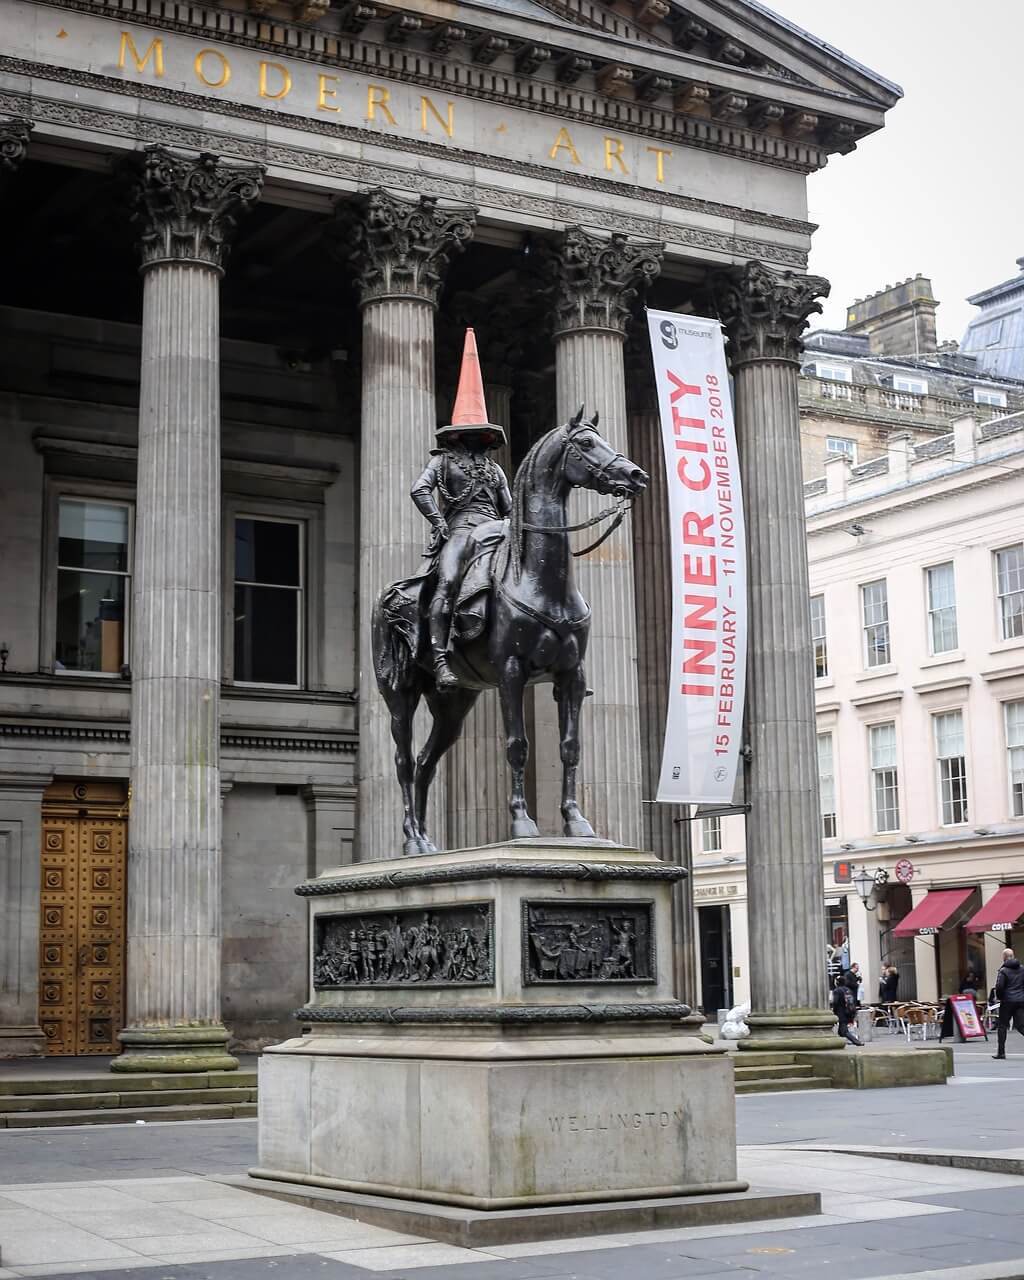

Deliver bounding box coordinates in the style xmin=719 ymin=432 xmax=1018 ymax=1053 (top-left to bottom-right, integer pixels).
xmin=522 ymin=900 xmax=655 ymax=984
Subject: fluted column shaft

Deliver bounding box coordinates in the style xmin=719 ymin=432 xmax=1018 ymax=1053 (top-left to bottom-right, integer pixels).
xmin=714 ymin=261 xmax=839 ymax=1049
xmin=446 ymin=385 xmax=512 ymax=849
xmin=536 ymin=227 xmax=662 ymax=847
xmin=115 ymin=147 xmax=262 ymax=1072
xmin=347 ymin=189 xmax=475 ymax=862
xmin=627 ymin=390 xmax=697 ymax=1006
xmin=551 ymin=331 xmax=642 ymax=846
xmin=359 ymin=295 xmax=440 ymax=860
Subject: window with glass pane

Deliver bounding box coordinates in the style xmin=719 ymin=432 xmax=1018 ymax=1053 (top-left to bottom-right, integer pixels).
xmin=926 ymin=562 xmax=958 ymax=654
xmin=995 ymin=544 xmax=1024 ymax=640
xmin=1005 ymin=701 xmax=1024 ymax=818
xmin=810 ymin=594 xmax=828 ymax=678
xmin=934 ymin=710 xmax=968 ymax=825
xmin=862 ymin=579 xmax=891 ymax=668
xmin=55 ymin=499 xmax=131 ymax=674
xmin=233 ymin=517 xmax=303 ymax=686
xmin=826 ymin=436 xmax=857 ymax=459
xmin=869 ymin=722 xmax=900 ymax=833
xmin=817 ymin=732 xmax=836 ymax=839
xmin=701 ymin=816 xmax=722 ymax=853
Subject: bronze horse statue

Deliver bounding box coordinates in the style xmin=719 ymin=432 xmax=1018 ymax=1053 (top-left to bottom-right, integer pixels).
xmin=372 ymin=407 xmax=649 ymax=855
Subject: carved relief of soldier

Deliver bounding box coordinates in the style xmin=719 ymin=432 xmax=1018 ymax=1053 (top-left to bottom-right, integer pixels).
xmin=525 ymin=904 xmax=650 ymax=984
xmin=313 ymin=907 xmax=491 ymax=987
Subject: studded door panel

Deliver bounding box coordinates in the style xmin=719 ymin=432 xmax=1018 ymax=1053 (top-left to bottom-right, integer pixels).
xmin=39 ymin=812 xmax=126 ymax=1055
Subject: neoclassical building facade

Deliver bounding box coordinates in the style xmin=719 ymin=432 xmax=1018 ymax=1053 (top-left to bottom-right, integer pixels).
xmin=0 ymin=0 xmax=897 ymax=1065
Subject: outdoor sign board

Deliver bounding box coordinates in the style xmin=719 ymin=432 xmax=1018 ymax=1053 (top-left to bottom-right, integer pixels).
xmin=949 ymin=994 xmax=986 ymax=1042
xmin=647 ymin=310 xmax=747 ymax=805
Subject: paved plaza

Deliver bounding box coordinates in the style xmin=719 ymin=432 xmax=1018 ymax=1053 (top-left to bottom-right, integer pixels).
xmin=2 ymin=1045 xmax=1024 ymax=1280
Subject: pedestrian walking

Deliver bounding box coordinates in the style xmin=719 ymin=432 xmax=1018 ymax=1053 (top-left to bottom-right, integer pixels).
xmin=831 ymin=973 xmax=863 ymax=1046
xmin=993 ymin=948 xmax=1024 ymax=1060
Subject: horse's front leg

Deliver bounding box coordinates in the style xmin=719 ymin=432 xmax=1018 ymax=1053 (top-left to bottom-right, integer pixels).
xmin=498 ymin=654 xmax=539 ymax=839
xmin=555 ymin=664 xmax=595 ymax=839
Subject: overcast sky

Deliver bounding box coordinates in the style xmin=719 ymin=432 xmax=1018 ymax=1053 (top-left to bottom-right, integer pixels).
xmin=763 ymin=1 xmax=1022 ymax=343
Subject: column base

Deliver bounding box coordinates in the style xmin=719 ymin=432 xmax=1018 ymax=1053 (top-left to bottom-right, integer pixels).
xmin=111 ymin=1025 xmax=239 ymax=1073
xmin=0 ymin=1025 xmax=46 ymax=1058
xmin=737 ymin=1010 xmax=844 ymax=1053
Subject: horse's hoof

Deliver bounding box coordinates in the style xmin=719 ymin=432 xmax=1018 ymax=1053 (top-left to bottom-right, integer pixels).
xmin=419 ymin=835 xmax=438 ymax=854
xmin=563 ymin=817 xmax=596 ymax=839
xmin=511 ymin=817 xmax=541 ymax=839
xmin=403 ymin=836 xmax=422 ymax=857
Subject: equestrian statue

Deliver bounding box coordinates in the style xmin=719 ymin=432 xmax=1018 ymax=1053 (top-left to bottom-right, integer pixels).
xmin=372 ymin=329 xmax=649 ymax=855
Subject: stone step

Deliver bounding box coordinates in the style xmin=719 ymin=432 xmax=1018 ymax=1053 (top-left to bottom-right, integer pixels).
xmin=0 ymin=1086 xmax=256 ymax=1113
xmin=735 ymin=1077 xmax=832 ymax=1095
xmin=733 ymin=1063 xmax=815 ymax=1082
xmin=0 ymin=1101 xmax=258 ymax=1128
xmin=730 ymin=1052 xmax=799 ymax=1067
xmin=0 ymin=1070 xmax=257 ymax=1097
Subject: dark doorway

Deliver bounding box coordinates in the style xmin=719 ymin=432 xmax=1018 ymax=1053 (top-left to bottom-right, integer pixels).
xmin=699 ymin=904 xmax=732 ymax=1014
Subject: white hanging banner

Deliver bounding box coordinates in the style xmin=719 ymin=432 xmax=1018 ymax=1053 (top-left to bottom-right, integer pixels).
xmin=646 ymin=310 xmax=747 ymax=805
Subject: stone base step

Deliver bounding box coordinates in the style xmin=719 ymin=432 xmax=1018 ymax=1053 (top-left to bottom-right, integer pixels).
xmin=0 ymin=1070 xmax=257 ymax=1097
xmin=0 ymin=1101 xmax=258 ymax=1128
xmin=735 ymin=1077 xmax=832 ymax=1095
xmin=0 ymin=1086 xmax=255 ymax=1113
xmin=730 ymin=1052 xmax=801 ymax=1068
xmin=734 ymin=1063 xmax=815 ymax=1082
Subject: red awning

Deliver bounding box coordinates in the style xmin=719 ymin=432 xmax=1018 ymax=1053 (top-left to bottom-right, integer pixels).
xmin=893 ymin=887 xmax=974 ymax=937
xmin=964 ymin=884 xmax=1024 ymax=934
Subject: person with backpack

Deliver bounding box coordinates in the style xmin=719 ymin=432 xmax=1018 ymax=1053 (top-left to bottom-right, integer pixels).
xmin=831 ymin=972 xmax=863 ymax=1046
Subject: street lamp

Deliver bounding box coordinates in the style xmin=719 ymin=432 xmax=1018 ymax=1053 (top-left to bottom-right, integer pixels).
xmin=853 ymin=866 xmax=888 ymax=911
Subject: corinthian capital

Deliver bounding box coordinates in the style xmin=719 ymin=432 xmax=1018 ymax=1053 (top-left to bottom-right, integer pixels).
xmin=127 ymin=146 xmax=264 ymax=273
xmin=346 ymin=189 xmax=476 ymax=306
xmin=553 ymin=226 xmax=663 ymax=336
xmin=0 ymin=117 xmax=32 ymax=174
xmin=712 ymin=260 xmax=830 ymax=366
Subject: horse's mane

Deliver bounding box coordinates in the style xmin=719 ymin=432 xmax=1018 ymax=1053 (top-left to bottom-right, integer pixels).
xmin=510 ymin=425 xmax=561 ymax=582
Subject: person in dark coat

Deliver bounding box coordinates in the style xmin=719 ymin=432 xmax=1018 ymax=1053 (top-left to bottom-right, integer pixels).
xmin=831 ymin=973 xmax=863 ymax=1046
xmin=994 ymin=948 xmax=1024 ymax=1059
xmin=959 ymin=971 xmax=981 ymax=999
xmin=879 ymin=965 xmax=899 ymax=1003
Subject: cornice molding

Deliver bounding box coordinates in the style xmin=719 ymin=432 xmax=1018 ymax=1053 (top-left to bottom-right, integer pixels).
xmin=12 ymin=0 xmax=849 ymax=173
xmin=0 ymin=79 xmax=809 ymax=270
xmin=0 ymin=721 xmax=358 ymax=753
xmin=807 ymin=462 xmax=1023 ymax=531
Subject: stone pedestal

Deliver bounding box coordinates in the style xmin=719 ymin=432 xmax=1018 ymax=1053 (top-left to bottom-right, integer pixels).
xmin=255 ymin=840 xmax=741 ymax=1211
xmin=113 ymin=147 xmax=262 ymax=1073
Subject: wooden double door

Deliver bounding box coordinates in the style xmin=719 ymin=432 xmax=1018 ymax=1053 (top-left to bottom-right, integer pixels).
xmin=39 ymin=781 xmax=128 ymax=1055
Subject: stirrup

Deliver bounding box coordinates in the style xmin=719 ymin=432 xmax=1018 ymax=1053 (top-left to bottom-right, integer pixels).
xmin=433 ymin=655 xmax=459 ymax=688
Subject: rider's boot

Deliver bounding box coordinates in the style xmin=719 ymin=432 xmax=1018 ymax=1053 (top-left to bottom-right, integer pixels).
xmin=429 ymin=600 xmax=459 ymax=690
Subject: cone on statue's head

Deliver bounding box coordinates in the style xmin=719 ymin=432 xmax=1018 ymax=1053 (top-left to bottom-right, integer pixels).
xmin=435 ymin=328 xmax=508 ymax=450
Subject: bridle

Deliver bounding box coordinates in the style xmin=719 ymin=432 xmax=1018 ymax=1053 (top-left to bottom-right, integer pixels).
xmin=519 ymin=420 xmax=635 ymax=557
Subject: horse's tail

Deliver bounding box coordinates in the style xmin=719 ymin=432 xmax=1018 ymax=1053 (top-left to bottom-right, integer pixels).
xmin=371 ymin=589 xmax=413 ymax=697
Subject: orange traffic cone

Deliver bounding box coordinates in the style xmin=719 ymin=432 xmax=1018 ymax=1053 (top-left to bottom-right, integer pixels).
xmin=436 ymin=329 xmax=508 ymax=447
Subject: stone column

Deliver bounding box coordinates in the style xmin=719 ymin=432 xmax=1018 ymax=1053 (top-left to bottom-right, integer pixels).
xmin=540 ymin=227 xmax=662 ymax=848
xmin=113 ymin=147 xmax=262 ymax=1073
xmin=713 ymin=261 xmax=840 ymax=1050
xmin=446 ymin=382 xmax=513 ymax=849
xmin=626 ymin=346 xmax=698 ymax=1007
xmin=348 ymin=190 xmax=475 ymax=863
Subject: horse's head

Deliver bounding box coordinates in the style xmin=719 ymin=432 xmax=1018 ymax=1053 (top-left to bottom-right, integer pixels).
xmin=561 ymin=405 xmax=649 ymax=498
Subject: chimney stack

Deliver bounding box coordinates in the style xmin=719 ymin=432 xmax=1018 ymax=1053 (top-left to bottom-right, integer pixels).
xmin=844 ymin=274 xmax=939 ymax=356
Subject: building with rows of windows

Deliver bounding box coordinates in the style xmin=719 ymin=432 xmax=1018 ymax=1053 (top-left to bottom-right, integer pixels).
xmin=694 ymin=399 xmax=1024 ymax=1014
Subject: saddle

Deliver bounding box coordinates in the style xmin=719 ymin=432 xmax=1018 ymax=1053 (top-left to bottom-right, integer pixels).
xmin=378 ymin=519 xmax=508 ymax=663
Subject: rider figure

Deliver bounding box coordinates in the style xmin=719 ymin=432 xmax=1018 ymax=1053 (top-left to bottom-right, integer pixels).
xmin=410 ymin=329 xmax=511 ymax=690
